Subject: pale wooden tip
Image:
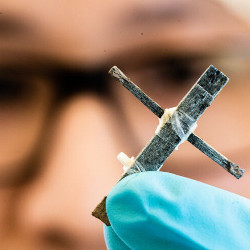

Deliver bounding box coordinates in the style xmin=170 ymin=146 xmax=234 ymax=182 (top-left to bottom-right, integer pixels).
xmin=109 ymin=66 xmax=128 ymax=82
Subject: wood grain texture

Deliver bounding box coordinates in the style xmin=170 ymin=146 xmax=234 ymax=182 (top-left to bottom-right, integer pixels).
xmin=124 ymin=65 xmax=225 ymax=176
xmin=109 ymin=66 xmax=164 ymax=118
xmin=92 ymin=65 xmax=244 ymax=226
xmin=187 ymin=133 xmax=244 ymax=179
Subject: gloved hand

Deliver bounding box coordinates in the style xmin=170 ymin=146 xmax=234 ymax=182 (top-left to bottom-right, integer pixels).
xmin=104 ymin=172 xmax=250 ymax=249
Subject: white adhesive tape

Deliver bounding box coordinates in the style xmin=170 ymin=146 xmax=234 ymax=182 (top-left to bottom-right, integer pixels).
xmin=156 ymin=108 xmax=197 ymax=150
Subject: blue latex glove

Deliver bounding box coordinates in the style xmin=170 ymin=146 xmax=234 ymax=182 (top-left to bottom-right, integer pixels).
xmin=104 ymin=172 xmax=250 ymax=249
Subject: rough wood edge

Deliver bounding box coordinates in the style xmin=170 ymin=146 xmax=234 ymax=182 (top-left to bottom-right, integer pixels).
xmin=92 ymin=196 xmax=110 ymax=226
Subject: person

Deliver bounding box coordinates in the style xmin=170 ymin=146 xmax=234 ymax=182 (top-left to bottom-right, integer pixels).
xmin=0 ymin=0 xmax=249 ymax=249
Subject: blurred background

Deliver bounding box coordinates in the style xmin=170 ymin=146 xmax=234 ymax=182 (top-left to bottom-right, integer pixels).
xmin=0 ymin=0 xmax=249 ymax=249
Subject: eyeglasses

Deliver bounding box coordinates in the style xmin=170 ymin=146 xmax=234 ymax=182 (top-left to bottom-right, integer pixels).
xmin=0 ymin=57 xmax=111 ymax=173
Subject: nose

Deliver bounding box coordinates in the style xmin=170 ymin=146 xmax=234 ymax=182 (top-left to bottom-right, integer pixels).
xmin=17 ymin=94 xmax=123 ymax=249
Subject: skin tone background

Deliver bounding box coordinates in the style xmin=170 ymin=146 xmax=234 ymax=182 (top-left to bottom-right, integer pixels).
xmin=0 ymin=0 xmax=249 ymax=249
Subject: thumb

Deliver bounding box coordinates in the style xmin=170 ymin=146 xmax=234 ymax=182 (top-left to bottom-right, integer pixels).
xmin=105 ymin=172 xmax=250 ymax=250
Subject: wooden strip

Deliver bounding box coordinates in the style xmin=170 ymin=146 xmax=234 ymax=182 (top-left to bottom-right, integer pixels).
xmin=187 ymin=133 xmax=244 ymax=179
xmin=196 ymin=66 xmax=229 ymax=97
xmin=92 ymin=197 xmax=110 ymax=226
xmin=109 ymin=66 xmax=164 ymax=118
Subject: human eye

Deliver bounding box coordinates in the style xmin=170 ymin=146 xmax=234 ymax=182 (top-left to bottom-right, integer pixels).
xmin=159 ymin=58 xmax=200 ymax=85
xmin=130 ymin=56 xmax=204 ymax=94
xmin=149 ymin=56 xmax=208 ymax=88
xmin=118 ymin=55 xmax=213 ymax=108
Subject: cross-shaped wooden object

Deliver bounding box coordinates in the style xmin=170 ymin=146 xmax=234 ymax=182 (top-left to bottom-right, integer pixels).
xmin=92 ymin=65 xmax=245 ymax=226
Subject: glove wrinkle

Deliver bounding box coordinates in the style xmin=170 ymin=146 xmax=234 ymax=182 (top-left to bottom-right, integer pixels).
xmin=104 ymin=225 xmax=130 ymax=250
xmin=105 ymin=172 xmax=250 ymax=250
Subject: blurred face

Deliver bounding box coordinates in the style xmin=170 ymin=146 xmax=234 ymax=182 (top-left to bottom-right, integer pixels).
xmin=0 ymin=0 xmax=250 ymax=249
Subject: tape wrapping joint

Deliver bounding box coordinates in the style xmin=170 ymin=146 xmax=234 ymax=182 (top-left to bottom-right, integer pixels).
xmin=156 ymin=108 xmax=197 ymax=149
